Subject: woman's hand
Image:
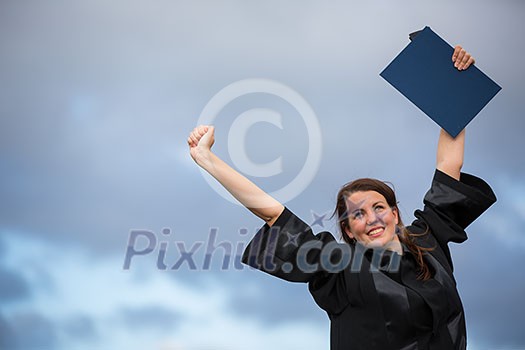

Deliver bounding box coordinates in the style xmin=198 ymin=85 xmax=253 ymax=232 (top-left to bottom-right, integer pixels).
xmin=188 ymin=125 xmax=215 ymax=166
xmin=452 ymin=45 xmax=475 ymax=70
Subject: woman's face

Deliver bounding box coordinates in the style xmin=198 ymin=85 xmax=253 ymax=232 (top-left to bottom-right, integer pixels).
xmin=344 ymin=190 xmax=400 ymax=251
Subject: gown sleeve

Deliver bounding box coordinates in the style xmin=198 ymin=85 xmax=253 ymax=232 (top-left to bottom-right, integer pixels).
xmin=411 ymin=169 xmax=497 ymax=268
xmin=241 ymin=207 xmax=351 ymax=314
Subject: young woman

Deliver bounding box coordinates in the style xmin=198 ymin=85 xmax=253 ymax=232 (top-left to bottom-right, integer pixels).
xmin=188 ymin=46 xmax=496 ymax=350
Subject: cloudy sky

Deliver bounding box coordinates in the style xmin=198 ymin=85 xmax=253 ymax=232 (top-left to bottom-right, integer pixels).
xmin=1 ymin=0 xmax=524 ymax=349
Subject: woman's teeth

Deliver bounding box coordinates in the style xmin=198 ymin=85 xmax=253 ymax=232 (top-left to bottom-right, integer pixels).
xmin=368 ymin=228 xmax=383 ymax=236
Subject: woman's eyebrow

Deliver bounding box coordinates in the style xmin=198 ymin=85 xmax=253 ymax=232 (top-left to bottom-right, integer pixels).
xmin=346 ymin=198 xmax=366 ymax=212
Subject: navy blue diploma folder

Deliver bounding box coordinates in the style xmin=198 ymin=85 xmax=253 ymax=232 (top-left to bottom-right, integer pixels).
xmin=380 ymin=26 xmax=501 ymax=137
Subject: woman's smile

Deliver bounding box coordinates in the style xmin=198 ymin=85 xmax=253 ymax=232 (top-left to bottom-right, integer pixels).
xmin=367 ymin=226 xmax=385 ymax=237
xmin=344 ymin=190 xmax=401 ymax=252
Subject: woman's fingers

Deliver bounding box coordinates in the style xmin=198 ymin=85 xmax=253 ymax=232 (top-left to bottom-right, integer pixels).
xmin=452 ymin=45 xmax=462 ymax=63
xmin=453 ymin=46 xmax=466 ymax=68
xmin=188 ymin=125 xmax=213 ymax=147
xmin=188 ymin=127 xmax=201 ymax=146
xmin=198 ymin=125 xmax=208 ymax=136
xmin=460 ymin=55 xmax=475 ymax=70
xmin=452 ymin=45 xmax=475 ymax=70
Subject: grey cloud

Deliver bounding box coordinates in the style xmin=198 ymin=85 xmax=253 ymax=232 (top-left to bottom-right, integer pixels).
xmin=228 ymin=272 xmax=326 ymax=326
xmin=0 ymin=267 xmax=31 ymax=303
xmin=118 ymin=305 xmax=181 ymax=332
xmin=62 ymin=314 xmax=98 ymax=341
xmin=0 ymin=314 xmax=17 ymax=350
xmin=453 ymin=227 xmax=525 ymax=349
xmin=6 ymin=312 xmax=57 ymax=350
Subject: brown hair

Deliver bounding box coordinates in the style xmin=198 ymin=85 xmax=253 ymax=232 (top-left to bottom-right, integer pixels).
xmin=334 ymin=178 xmax=433 ymax=280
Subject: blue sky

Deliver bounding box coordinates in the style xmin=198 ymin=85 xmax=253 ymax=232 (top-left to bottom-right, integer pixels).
xmin=1 ymin=1 xmax=524 ymax=349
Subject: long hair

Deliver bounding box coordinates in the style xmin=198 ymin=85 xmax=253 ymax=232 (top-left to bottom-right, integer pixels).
xmin=334 ymin=178 xmax=433 ymax=280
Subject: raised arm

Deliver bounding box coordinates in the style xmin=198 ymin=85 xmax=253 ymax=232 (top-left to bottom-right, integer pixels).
xmin=436 ymin=129 xmax=464 ymax=180
xmin=188 ymin=125 xmax=284 ymax=226
xmin=436 ymin=45 xmax=475 ymax=180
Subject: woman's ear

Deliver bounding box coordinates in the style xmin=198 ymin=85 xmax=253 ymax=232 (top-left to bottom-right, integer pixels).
xmin=392 ymin=207 xmax=399 ymax=225
xmin=344 ymin=226 xmax=354 ymax=239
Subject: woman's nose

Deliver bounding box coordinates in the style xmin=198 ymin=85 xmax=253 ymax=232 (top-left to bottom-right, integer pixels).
xmin=366 ymin=212 xmax=379 ymax=225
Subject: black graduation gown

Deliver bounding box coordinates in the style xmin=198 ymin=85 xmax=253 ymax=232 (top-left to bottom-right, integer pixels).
xmin=242 ymin=170 xmax=496 ymax=350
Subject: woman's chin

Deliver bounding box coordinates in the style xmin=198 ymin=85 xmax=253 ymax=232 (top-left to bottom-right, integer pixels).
xmin=363 ymin=240 xmax=386 ymax=249
xmin=362 ymin=234 xmax=399 ymax=251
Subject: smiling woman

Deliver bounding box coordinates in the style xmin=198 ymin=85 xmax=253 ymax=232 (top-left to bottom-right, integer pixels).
xmin=188 ymin=46 xmax=497 ymax=350
xmin=334 ymin=177 xmax=437 ymax=281
xmin=338 ymin=180 xmax=401 ymax=252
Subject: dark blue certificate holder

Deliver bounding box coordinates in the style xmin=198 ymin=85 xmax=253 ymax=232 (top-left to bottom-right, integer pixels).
xmin=380 ymin=26 xmax=502 ymax=137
